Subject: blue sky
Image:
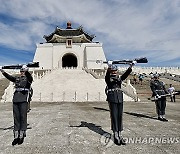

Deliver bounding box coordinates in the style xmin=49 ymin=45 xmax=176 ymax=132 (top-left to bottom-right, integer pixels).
xmin=0 ymin=0 xmax=180 ymax=67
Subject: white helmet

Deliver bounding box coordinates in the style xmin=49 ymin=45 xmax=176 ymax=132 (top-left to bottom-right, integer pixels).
xmin=20 ymin=65 xmax=29 ymax=72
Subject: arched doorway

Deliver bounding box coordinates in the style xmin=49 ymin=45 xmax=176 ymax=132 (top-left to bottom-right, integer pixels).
xmin=62 ymin=53 xmax=78 ymax=67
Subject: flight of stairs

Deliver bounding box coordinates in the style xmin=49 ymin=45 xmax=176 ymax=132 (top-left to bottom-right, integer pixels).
xmin=31 ymin=69 xmax=133 ymax=102
xmin=0 ymin=69 xmax=134 ymax=102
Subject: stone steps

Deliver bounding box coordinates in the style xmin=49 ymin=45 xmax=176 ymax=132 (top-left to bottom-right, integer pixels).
xmin=31 ymin=69 xmax=133 ymax=102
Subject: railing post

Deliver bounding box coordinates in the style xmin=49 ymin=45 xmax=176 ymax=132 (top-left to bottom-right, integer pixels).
xmin=75 ymin=91 xmax=77 ymax=102
xmin=39 ymin=93 xmax=41 ymax=102
xmin=98 ymin=92 xmax=101 ymax=101
xmin=63 ymin=91 xmax=65 ymax=102
xmin=51 ymin=92 xmax=53 ymax=102
xmin=4 ymin=92 xmax=7 ymax=103
xmin=87 ymin=92 xmax=89 ymax=102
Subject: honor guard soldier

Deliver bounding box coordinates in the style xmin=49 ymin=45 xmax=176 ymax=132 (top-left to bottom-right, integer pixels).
xmin=105 ymin=61 xmax=135 ymax=145
xmin=150 ymin=74 xmax=168 ymax=121
xmin=0 ymin=65 xmax=33 ymax=145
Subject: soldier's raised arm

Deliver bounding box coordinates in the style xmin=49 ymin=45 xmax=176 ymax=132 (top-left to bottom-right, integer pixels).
xmin=105 ymin=67 xmax=111 ymax=86
xmin=0 ymin=68 xmax=16 ymax=82
xmin=25 ymin=71 xmax=33 ymax=83
xmin=121 ymin=61 xmax=136 ymax=81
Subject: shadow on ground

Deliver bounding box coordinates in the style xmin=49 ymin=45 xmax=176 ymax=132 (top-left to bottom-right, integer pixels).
xmin=124 ymin=112 xmax=158 ymax=120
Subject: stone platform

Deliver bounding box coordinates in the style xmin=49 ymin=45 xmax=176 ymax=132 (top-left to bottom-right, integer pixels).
xmin=0 ymin=100 xmax=179 ymax=154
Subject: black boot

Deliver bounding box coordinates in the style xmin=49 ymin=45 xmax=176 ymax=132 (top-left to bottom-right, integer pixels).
xmin=12 ymin=130 xmax=19 ymax=146
xmin=118 ymin=131 xmax=126 ymax=145
xmin=158 ymin=117 xmax=163 ymax=121
xmin=162 ymin=115 xmax=168 ymax=122
xmin=18 ymin=137 xmax=24 ymax=145
xmin=158 ymin=115 xmax=164 ymax=121
xmin=114 ymin=132 xmax=121 ymax=145
xmin=18 ymin=130 xmax=26 ymax=145
xmin=12 ymin=138 xmax=19 ymax=146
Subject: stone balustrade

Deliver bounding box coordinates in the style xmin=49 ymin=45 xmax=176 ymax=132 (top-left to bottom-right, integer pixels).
xmin=118 ymin=66 xmax=180 ymax=75
xmin=1 ymin=66 xmax=179 ymax=80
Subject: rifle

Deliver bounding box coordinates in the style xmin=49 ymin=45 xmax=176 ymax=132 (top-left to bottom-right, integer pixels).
xmin=2 ymin=62 xmax=39 ymax=69
xmin=96 ymin=57 xmax=148 ymax=65
xmin=151 ymin=91 xmax=180 ymax=101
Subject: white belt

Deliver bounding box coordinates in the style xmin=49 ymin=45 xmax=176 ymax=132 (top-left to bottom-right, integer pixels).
xmin=15 ymin=88 xmax=29 ymax=92
xmin=108 ymin=88 xmax=122 ymax=92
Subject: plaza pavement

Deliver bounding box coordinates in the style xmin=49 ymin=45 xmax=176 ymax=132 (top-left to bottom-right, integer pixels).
xmin=0 ymin=99 xmax=179 ymax=154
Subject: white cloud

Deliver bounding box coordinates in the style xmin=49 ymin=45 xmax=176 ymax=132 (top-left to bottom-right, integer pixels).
xmin=0 ymin=0 xmax=179 ymax=66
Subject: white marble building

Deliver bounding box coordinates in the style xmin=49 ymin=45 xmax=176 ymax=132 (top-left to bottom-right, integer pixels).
xmin=33 ymin=22 xmax=106 ymax=70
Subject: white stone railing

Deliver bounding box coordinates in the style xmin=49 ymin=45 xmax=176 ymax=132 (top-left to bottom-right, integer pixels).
xmin=84 ymin=66 xmax=180 ymax=79
xmin=32 ymin=91 xmax=107 ymax=102
xmin=122 ymin=80 xmax=139 ymax=101
xmin=118 ymin=66 xmax=180 ymax=75
xmin=32 ymin=69 xmax=53 ymax=80
xmin=1 ymin=89 xmax=107 ymax=103
xmin=83 ymin=68 xmax=106 ymax=79
xmin=59 ymin=67 xmax=78 ymax=70
xmin=32 ymin=67 xmax=79 ymax=80
xmin=1 ymin=66 xmax=179 ymax=80
xmin=0 ymin=69 xmax=54 ymax=81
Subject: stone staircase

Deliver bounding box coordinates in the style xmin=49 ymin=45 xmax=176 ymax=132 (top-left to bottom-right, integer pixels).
xmin=31 ymin=69 xmax=134 ymax=102
xmin=0 ymin=69 xmax=136 ymax=102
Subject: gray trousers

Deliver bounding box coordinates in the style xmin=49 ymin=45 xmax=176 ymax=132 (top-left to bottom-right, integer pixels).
xmin=155 ymin=97 xmax=166 ymax=116
xmin=108 ymin=102 xmax=123 ymax=132
xmin=13 ymin=102 xmax=28 ymax=138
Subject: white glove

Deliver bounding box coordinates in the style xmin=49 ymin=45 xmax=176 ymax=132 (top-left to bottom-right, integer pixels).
xmin=107 ymin=60 xmax=113 ymax=66
xmin=156 ymin=94 xmax=161 ymax=99
xmin=130 ymin=60 xmax=137 ymax=67
xmin=132 ymin=60 xmax=137 ymax=65
xmin=21 ymin=65 xmax=29 ymax=71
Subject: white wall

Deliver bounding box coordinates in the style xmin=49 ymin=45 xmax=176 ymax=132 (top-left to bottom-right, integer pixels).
xmin=33 ymin=43 xmax=53 ymax=69
xmin=85 ymin=43 xmax=107 ymax=69
xmin=33 ymin=42 xmax=107 ymax=70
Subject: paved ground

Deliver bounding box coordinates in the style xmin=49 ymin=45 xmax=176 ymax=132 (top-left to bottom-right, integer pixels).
xmin=0 ymin=100 xmax=179 ymax=154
